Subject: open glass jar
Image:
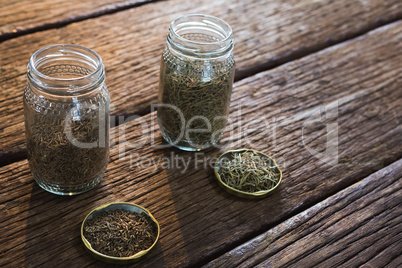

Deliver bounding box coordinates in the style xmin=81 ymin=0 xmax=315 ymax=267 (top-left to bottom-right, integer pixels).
xmin=23 ymin=44 xmax=110 ymax=195
xmin=158 ymin=14 xmax=235 ymax=151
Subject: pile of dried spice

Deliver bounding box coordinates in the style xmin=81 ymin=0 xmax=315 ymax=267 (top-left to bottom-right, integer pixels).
xmin=83 ymin=209 xmax=158 ymax=257
xmin=217 ymin=150 xmax=281 ymax=193
xmin=26 ymin=111 xmax=109 ymax=187
xmin=158 ymin=56 xmax=234 ymax=150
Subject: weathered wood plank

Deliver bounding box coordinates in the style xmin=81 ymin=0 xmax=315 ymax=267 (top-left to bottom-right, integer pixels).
xmin=204 ymin=159 xmax=402 ymax=268
xmin=0 ymin=21 xmax=401 ymax=267
xmin=0 ymin=0 xmax=156 ymax=40
xmin=1 ymin=0 xmax=401 ymax=159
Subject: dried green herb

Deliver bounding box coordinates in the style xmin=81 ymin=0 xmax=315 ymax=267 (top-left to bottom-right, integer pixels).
xmin=218 ymin=150 xmax=280 ymax=193
xmin=158 ymin=55 xmax=234 ymax=150
xmin=83 ymin=209 xmax=158 ymax=257
xmin=25 ymin=109 xmax=108 ymax=189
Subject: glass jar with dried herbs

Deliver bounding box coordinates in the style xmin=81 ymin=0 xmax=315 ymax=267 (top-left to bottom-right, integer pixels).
xmin=23 ymin=44 xmax=110 ymax=195
xmin=158 ymin=14 xmax=235 ymax=151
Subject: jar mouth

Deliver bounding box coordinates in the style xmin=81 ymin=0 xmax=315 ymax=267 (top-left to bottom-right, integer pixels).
xmin=168 ymin=14 xmax=234 ymax=57
xmin=28 ymin=44 xmax=105 ymax=95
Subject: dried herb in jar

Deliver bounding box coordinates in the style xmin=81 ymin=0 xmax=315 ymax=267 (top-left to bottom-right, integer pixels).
xmin=83 ymin=209 xmax=158 ymax=257
xmin=158 ymin=14 xmax=235 ymax=151
xmin=25 ymin=110 xmax=108 ymax=188
xmin=218 ymin=150 xmax=281 ymax=193
xmin=158 ymin=57 xmax=234 ymax=149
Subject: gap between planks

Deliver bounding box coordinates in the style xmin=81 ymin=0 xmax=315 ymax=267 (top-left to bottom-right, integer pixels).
xmin=1 ymin=17 xmax=401 ymax=168
xmin=113 ymin=15 xmax=402 ymax=115
xmin=0 ymin=20 xmax=402 ymax=265
xmin=1 ymin=0 xmax=401 ymax=164
xmin=0 ymin=0 xmax=163 ymax=43
xmin=190 ymin=158 xmax=402 ymax=267
xmin=203 ymin=158 xmax=402 ymax=268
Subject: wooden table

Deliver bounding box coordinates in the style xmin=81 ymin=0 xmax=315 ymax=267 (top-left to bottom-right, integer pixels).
xmin=1 ymin=0 xmax=401 ymax=267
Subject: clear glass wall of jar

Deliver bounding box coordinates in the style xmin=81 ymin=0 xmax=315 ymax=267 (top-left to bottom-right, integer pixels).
xmin=158 ymin=14 xmax=235 ymax=151
xmin=23 ymin=44 xmax=110 ymax=195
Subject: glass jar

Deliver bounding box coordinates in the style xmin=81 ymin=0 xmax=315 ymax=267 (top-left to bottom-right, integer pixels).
xmin=23 ymin=44 xmax=110 ymax=195
xmin=158 ymin=14 xmax=235 ymax=151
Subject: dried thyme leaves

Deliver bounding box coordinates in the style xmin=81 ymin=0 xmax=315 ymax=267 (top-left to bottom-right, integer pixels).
xmin=218 ymin=150 xmax=281 ymax=193
xmin=83 ymin=209 xmax=158 ymax=257
xmin=158 ymin=56 xmax=234 ymax=149
xmin=26 ymin=111 xmax=108 ymax=186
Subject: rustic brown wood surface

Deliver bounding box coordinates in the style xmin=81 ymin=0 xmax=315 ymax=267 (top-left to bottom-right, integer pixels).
xmin=205 ymin=159 xmax=402 ymax=268
xmin=0 ymin=0 xmax=156 ymax=40
xmin=1 ymin=0 xmax=401 ymax=161
xmin=1 ymin=20 xmax=401 ymax=267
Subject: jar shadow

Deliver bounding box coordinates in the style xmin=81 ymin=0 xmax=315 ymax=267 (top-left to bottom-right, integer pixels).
xmin=24 ymin=175 xmax=115 ymax=267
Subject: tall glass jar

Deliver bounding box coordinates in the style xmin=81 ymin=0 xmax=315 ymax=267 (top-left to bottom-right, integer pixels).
xmin=158 ymin=14 xmax=235 ymax=151
xmin=23 ymin=44 xmax=110 ymax=195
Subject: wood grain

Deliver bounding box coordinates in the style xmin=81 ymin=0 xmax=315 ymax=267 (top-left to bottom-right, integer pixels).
xmin=1 ymin=0 xmax=401 ymax=159
xmin=205 ymin=159 xmax=402 ymax=268
xmin=0 ymin=0 xmax=156 ymax=40
xmin=1 ymin=21 xmax=401 ymax=267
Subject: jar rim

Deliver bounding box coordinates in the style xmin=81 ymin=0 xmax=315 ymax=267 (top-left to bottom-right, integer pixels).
xmin=28 ymin=44 xmax=105 ymax=95
xmin=170 ymin=14 xmax=233 ymax=45
xmin=168 ymin=14 xmax=234 ymax=57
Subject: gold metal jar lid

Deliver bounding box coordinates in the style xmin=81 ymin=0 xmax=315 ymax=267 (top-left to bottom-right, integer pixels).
xmin=214 ymin=149 xmax=282 ymax=199
xmin=81 ymin=202 xmax=160 ymax=264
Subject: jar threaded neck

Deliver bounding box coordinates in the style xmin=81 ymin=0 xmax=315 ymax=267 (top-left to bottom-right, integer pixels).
xmin=28 ymin=44 xmax=105 ymax=96
xmin=167 ymin=14 xmax=234 ymax=58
